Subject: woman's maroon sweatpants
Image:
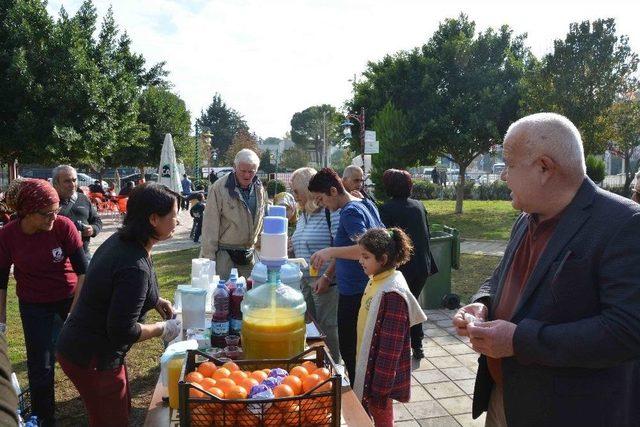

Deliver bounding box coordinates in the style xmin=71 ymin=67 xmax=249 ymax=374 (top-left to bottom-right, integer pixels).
xmin=57 ymin=353 xmax=131 ymax=427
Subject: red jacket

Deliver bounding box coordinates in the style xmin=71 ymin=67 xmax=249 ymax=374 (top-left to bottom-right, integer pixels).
xmin=361 ymin=292 xmax=411 ymax=408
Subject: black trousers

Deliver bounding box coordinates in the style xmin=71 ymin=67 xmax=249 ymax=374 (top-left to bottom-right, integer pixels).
xmin=405 ymin=272 xmax=427 ymax=349
xmin=19 ymin=298 xmax=72 ymax=427
xmin=337 ymin=292 xmax=362 ymax=386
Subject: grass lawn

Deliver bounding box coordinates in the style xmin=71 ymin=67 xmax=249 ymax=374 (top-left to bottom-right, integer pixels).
xmin=7 ymin=247 xmax=200 ymax=426
xmin=6 ymin=247 xmax=500 ymax=425
xmin=423 ymin=200 xmax=519 ymax=240
xmin=451 ymin=254 xmax=500 ymax=304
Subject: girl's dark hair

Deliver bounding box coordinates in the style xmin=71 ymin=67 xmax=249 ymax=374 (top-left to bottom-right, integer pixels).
xmin=307 ymin=167 xmax=346 ymax=196
xmin=382 ymin=169 xmax=413 ymax=198
xmin=119 ymin=183 xmax=178 ymax=245
xmin=358 ymin=227 xmax=413 ymax=269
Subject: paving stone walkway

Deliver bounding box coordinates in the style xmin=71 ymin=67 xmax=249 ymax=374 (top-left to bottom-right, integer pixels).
xmin=460 ymin=239 xmax=506 ymax=257
xmin=392 ymin=309 xmax=484 ymax=426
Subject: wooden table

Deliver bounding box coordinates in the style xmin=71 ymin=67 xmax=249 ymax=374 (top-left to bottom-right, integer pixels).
xmin=143 ymin=342 xmax=372 ymax=426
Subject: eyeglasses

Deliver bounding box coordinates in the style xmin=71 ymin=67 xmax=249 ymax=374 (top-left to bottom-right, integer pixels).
xmin=36 ymin=208 xmax=61 ymax=219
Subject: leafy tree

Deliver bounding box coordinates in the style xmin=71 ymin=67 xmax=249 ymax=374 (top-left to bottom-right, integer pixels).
xmin=354 ymin=14 xmax=528 ymax=213
xmin=197 ymin=94 xmax=248 ymax=163
xmin=224 ymin=129 xmax=260 ymax=165
xmin=0 ymin=0 xmax=55 ymax=165
xmin=598 ymin=98 xmax=640 ymax=195
xmin=422 ymin=17 xmax=529 ymax=212
xmin=115 ymin=86 xmax=191 ymax=172
xmin=521 ymin=19 xmax=638 ymax=154
xmin=260 ymin=149 xmax=275 ymax=173
xmin=290 ymin=104 xmax=342 ymax=166
xmin=281 ymin=147 xmax=311 ymax=171
xmin=585 ymin=154 xmax=606 ymax=183
xmin=331 ymin=148 xmax=356 ymax=176
xmin=370 ymin=102 xmax=433 ymax=198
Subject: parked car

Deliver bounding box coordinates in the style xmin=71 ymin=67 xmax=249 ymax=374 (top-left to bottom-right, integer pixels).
xmin=119 ymin=172 xmax=159 ymax=188
xmin=77 ymin=173 xmax=108 ymax=190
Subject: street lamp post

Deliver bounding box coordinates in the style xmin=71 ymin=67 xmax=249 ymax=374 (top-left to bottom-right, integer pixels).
xmin=194 ymin=123 xmax=212 ymax=180
xmin=341 ymin=107 xmax=366 ymax=174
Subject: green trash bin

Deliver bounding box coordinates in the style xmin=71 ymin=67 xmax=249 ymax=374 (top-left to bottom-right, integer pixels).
xmin=419 ymin=224 xmax=460 ymax=309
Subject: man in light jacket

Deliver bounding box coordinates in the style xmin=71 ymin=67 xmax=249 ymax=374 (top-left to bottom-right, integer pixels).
xmin=200 ymin=149 xmax=267 ymax=279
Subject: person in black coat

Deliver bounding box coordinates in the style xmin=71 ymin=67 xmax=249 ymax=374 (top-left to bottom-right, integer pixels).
xmin=378 ymin=169 xmax=437 ymax=360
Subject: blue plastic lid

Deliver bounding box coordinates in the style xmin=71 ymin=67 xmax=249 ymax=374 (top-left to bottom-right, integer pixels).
xmin=268 ymin=205 xmax=287 ymax=218
xmin=251 ymin=262 xmax=268 ymax=283
xmin=263 ymin=216 xmax=288 ymax=234
xmin=218 ymin=280 xmax=226 ymax=288
xmin=280 ymin=263 xmax=302 ymax=283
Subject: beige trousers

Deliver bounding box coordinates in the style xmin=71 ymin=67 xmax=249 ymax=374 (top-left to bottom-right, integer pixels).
xmin=485 ymin=383 xmax=507 ymax=427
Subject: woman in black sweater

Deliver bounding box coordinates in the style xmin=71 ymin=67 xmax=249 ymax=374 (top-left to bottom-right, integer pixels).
xmin=56 ymin=183 xmax=182 ymax=426
xmin=378 ymin=169 xmax=437 ymax=360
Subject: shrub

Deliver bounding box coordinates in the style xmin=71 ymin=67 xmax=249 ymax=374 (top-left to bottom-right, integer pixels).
xmin=266 ymin=179 xmax=286 ymax=198
xmin=473 ymin=181 xmax=510 ymax=200
xmin=604 ymin=186 xmax=627 ymax=196
xmin=586 ymin=155 xmax=605 ymax=184
xmin=192 ymin=178 xmax=209 ymax=191
xmin=411 ymin=180 xmax=437 ymax=200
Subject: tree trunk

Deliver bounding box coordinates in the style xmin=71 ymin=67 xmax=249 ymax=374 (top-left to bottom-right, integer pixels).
xmin=139 ymin=165 xmax=146 ymax=184
xmin=623 ymin=154 xmax=635 ymax=198
xmin=454 ymin=165 xmax=467 ymax=214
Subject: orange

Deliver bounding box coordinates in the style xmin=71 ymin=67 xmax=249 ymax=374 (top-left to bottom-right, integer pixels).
xmin=226 ymin=385 xmax=249 ymax=412
xmin=289 ymin=366 xmax=309 ymax=379
xmin=189 ymin=384 xmax=205 ymax=398
xmin=262 ymin=368 xmax=272 ymax=375
xmin=273 ymin=384 xmax=295 ymax=410
xmin=313 ymin=367 xmax=330 ymax=381
xmin=216 ymin=378 xmax=237 ymax=396
xmin=236 ymin=409 xmax=260 ymax=427
xmin=222 ymin=361 xmax=240 ymax=372
xmin=238 ymin=377 xmax=259 ymax=394
xmin=302 ymin=373 xmax=322 ymax=393
xmin=283 ymin=404 xmax=302 ymax=426
xmin=206 ymin=386 xmax=225 ymax=399
xmin=229 ymin=370 xmax=249 ymax=384
xmin=213 ymin=367 xmax=231 ymax=380
xmin=199 ymin=377 xmax=217 ymax=390
xmin=281 ymin=375 xmax=303 ymax=395
xmin=250 ymin=370 xmax=268 ymax=383
xmin=197 ymin=361 xmax=217 ymax=378
xmin=301 ymin=360 xmax=317 ymax=373
xmin=263 ymin=405 xmax=283 ymax=426
xmin=305 ymin=408 xmax=330 ymax=425
xmin=212 ymin=410 xmax=236 ymax=427
xmin=185 ymin=371 xmax=204 ymax=384
xmin=192 ymin=404 xmax=214 ymax=424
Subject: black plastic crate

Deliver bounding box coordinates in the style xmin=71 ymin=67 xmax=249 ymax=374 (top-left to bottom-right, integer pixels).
xmin=178 ymin=346 xmax=341 ymax=426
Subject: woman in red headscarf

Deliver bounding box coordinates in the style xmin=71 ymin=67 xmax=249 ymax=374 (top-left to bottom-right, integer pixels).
xmin=0 ymin=178 xmax=88 ymax=426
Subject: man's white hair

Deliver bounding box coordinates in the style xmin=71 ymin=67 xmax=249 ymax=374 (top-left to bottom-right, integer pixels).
xmin=234 ymin=149 xmax=260 ymax=168
xmin=343 ymin=165 xmax=363 ymax=179
xmin=505 ymin=113 xmax=586 ymax=180
xmin=52 ymin=165 xmax=76 ymax=185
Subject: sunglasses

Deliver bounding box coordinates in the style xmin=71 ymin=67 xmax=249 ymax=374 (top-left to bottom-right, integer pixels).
xmin=36 ymin=208 xmax=61 ymax=219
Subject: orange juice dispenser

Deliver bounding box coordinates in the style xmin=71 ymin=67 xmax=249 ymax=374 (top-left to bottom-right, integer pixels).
xmin=241 ymin=210 xmax=307 ymax=359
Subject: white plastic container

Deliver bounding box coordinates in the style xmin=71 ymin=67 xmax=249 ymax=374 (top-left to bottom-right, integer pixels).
xmin=180 ymin=287 xmax=207 ymax=330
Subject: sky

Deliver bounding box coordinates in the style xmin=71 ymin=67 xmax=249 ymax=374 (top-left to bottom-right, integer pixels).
xmin=46 ymin=0 xmax=640 ymax=139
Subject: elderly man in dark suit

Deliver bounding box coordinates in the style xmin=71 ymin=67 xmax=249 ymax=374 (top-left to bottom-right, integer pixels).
xmin=453 ymin=113 xmax=640 ymax=426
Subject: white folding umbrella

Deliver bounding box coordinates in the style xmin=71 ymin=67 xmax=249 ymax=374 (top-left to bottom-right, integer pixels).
xmin=158 ymin=133 xmax=183 ymax=194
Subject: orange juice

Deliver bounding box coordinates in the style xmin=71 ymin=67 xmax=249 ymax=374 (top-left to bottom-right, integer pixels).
xmin=168 ymin=356 xmax=185 ymax=409
xmin=241 ymin=307 xmax=306 ymax=359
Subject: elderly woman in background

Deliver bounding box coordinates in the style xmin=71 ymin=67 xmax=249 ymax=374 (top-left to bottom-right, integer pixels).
xmin=273 ymin=191 xmax=298 ymax=235
xmin=56 ymin=183 xmax=181 ymax=426
xmin=0 ymin=178 xmax=88 ymax=426
xmin=632 ymin=174 xmax=640 ymax=204
xmin=289 ymin=167 xmax=341 ymax=362
xmin=378 ymin=169 xmax=437 ymax=360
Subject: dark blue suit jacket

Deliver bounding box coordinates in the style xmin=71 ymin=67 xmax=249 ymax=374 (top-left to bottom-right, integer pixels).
xmin=472 ymin=178 xmax=640 ymax=426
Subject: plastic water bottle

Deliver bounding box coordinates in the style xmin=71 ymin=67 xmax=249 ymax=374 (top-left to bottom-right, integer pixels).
xmin=230 ymin=282 xmax=245 ymax=336
xmin=226 ymin=272 xmax=238 ymax=295
xmin=211 ymin=280 xmax=230 ymax=348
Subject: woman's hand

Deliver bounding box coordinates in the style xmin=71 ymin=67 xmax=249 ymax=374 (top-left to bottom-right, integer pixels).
xmin=310 ymin=248 xmax=333 ymax=271
xmin=155 ymin=297 xmax=175 ymax=320
xmin=312 ymin=276 xmax=330 ymax=294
